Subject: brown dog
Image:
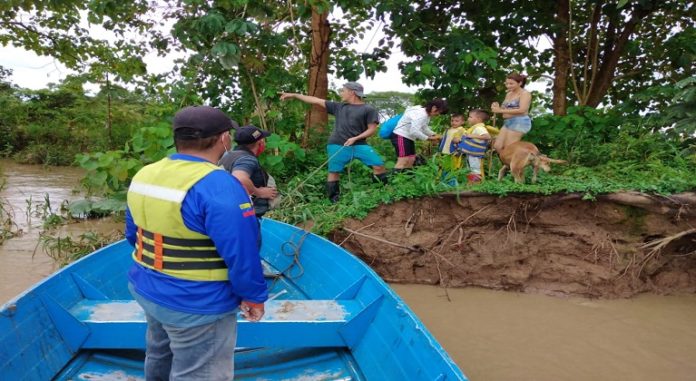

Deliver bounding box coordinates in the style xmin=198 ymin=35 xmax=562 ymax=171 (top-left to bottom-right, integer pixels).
xmin=497 ymin=141 xmax=566 ymax=184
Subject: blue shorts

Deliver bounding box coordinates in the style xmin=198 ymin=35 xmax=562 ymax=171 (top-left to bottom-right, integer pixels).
xmin=503 ymin=116 xmax=532 ymax=134
xmin=327 ymin=144 xmax=384 ymax=173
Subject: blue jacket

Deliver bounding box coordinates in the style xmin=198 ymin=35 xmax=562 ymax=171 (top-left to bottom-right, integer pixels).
xmin=126 ymin=154 xmax=268 ymax=315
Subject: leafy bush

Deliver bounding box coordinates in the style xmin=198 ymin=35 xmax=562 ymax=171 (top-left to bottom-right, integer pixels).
xmin=76 ymin=123 xmax=174 ymax=196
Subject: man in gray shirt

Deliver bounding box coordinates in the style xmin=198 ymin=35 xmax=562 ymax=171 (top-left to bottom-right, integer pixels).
xmin=281 ymin=82 xmax=387 ymax=202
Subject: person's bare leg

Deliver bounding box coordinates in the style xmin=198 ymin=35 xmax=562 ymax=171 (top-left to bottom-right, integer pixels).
xmin=372 ymin=165 xmax=386 ymax=175
xmin=493 ymin=128 xmax=508 ymax=152
xmin=394 ymin=157 xmax=416 ymax=169
xmin=505 ymin=130 xmax=525 ymax=147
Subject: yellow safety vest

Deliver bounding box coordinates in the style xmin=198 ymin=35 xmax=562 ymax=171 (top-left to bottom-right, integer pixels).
xmin=127 ymin=158 xmax=228 ymax=281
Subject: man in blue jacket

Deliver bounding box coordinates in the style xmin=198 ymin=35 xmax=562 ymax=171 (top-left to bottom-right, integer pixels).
xmin=125 ymin=105 xmax=268 ymax=380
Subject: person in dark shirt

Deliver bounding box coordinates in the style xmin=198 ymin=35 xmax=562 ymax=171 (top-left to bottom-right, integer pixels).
xmin=219 ymin=125 xmax=278 ymax=218
xmin=280 ymin=82 xmax=388 ymax=203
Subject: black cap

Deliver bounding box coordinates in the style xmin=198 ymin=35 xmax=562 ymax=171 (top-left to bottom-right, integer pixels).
xmin=173 ymin=106 xmax=239 ymax=139
xmin=234 ymin=125 xmax=272 ymax=144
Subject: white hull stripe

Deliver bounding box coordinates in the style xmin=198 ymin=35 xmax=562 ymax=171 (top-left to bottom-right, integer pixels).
xmin=129 ymin=182 xmax=187 ymax=203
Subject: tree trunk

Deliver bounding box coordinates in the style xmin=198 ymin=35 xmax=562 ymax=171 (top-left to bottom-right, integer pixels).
xmin=551 ymin=0 xmax=570 ymax=115
xmin=585 ymin=7 xmax=651 ymax=107
xmin=106 ymin=72 xmax=113 ymax=144
xmin=303 ymin=9 xmax=330 ymax=148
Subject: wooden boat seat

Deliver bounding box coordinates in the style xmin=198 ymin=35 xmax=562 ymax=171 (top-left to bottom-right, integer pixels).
xmin=53 ymin=298 xmax=376 ymax=349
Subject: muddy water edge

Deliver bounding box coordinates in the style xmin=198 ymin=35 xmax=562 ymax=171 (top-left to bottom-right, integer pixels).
xmin=2 ymin=161 xmax=696 ymax=380
xmin=0 ymin=159 xmax=123 ymax=302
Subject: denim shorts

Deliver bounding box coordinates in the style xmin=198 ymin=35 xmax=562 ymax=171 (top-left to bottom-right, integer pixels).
xmin=503 ymin=116 xmax=532 ymax=134
xmin=327 ymin=144 xmax=384 ymax=173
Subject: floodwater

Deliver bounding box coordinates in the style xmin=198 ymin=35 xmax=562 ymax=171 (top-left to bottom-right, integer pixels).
xmin=393 ymin=284 xmax=696 ymax=381
xmin=0 ymin=159 xmax=122 ymax=303
xmin=1 ymin=160 xmax=696 ymax=380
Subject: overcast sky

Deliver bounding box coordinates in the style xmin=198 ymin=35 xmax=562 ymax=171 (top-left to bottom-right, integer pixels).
xmin=0 ymin=9 xmax=547 ymax=97
xmin=0 ymin=18 xmax=420 ymax=95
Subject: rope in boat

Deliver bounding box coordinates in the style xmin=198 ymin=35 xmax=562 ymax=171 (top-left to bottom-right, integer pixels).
xmin=267 ymin=146 xmax=359 ymax=291
xmin=268 ymin=228 xmax=311 ymax=292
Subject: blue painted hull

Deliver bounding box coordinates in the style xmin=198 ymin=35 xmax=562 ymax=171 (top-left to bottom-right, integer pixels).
xmin=0 ymin=219 xmax=467 ymax=380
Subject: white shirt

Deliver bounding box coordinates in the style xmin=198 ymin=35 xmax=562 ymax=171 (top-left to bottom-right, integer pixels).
xmin=393 ymin=106 xmax=435 ymax=141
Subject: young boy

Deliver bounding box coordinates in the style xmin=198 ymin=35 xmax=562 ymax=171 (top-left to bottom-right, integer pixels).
xmin=439 ymin=113 xmax=467 ymax=171
xmin=457 ymin=109 xmax=492 ymax=184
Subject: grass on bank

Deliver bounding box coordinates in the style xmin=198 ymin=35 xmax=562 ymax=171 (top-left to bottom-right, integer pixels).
xmin=267 ymin=151 xmax=696 ymax=236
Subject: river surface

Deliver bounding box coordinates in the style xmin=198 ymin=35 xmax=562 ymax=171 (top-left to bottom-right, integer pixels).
xmin=1 ymin=160 xmax=695 ymax=380
xmin=0 ymin=159 xmax=123 ymax=302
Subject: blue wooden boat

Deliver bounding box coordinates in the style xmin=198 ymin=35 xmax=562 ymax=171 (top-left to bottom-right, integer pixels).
xmin=0 ymin=218 xmax=467 ymax=380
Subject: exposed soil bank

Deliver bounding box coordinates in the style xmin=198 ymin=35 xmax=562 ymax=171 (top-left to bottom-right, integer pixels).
xmin=334 ymin=192 xmax=696 ymax=298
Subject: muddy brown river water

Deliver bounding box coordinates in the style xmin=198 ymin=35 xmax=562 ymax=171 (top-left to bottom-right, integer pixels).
xmin=1 ymin=160 xmax=695 ymax=380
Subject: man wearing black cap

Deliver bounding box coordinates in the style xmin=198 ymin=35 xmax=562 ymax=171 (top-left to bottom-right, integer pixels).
xmin=280 ymin=82 xmax=388 ymax=203
xmin=125 ymin=106 xmax=268 ymax=380
xmin=219 ymin=125 xmax=278 ymax=218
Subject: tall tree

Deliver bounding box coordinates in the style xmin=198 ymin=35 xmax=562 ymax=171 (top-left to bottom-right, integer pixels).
xmin=552 ymin=0 xmax=571 ymax=115
xmin=376 ymin=0 xmax=695 ymax=115
xmin=304 ymin=7 xmax=331 ymax=146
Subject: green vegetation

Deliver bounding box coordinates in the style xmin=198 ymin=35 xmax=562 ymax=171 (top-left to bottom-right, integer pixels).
xmin=0 ymin=69 xmax=173 ymax=165
xmin=0 ymin=172 xmax=21 ymax=244
xmin=39 ymin=230 xmax=123 ymax=268
xmin=0 ymin=1 xmax=693 ymax=239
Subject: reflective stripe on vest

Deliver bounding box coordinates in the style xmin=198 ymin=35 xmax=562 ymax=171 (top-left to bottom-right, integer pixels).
xmin=127 ymin=158 xmax=228 ymax=281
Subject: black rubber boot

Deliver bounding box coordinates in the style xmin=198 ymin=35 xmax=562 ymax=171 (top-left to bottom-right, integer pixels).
xmin=373 ymin=173 xmax=389 ymax=185
xmin=326 ymin=181 xmax=340 ymax=203
xmin=391 ymin=168 xmax=412 ymax=176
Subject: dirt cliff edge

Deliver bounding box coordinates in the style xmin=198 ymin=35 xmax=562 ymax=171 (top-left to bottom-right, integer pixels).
xmin=334 ymin=192 xmax=696 ymax=298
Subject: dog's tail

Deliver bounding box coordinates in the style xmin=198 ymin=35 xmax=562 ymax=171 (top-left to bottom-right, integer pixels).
xmin=539 ymin=154 xmax=567 ymax=164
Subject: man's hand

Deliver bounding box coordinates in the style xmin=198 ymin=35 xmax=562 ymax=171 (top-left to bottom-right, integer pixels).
xmin=279 ymin=92 xmax=295 ymax=101
xmin=255 ymin=186 xmax=278 ymax=199
xmin=240 ymin=301 xmax=265 ymax=322
xmin=344 ymin=137 xmax=359 ymax=146
xmin=427 ymin=134 xmax=441 ymax=141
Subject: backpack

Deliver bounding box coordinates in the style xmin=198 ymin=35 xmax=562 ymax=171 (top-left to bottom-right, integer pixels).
xmin=378 ymin=113 xmax=403 ymax=139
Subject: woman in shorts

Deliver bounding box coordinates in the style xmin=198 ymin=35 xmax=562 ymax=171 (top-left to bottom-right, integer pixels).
xmin=491 ymin=72 xmax=532 ymax=152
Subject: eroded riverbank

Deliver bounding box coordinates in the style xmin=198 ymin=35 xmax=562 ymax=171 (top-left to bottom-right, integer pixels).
xmin=2 ymin=161 xmax=696 ymax=380
xmin=337 ymin=194 xmax=696 ymax=298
